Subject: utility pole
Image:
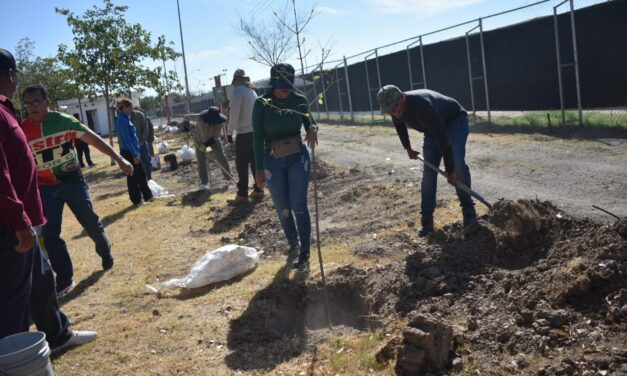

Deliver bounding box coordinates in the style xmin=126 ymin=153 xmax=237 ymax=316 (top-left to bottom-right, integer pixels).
xmin=177 ymin=0 xmax=192 ymax=114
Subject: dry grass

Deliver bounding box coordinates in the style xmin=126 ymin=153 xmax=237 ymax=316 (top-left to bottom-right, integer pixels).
xmin=44 ymin=139 xmax=401 ymax=375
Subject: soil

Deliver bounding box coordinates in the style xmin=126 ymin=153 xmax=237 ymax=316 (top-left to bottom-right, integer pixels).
xmin=149 ymin=123 xmax=626 ymax=374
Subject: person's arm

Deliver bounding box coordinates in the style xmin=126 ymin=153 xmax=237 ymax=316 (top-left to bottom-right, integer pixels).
xmin=79 ymin=128 xmax=133 ymax=175
xmin=116 ymin=116 xmax=141 ymax=164
xmin=252 ymin=98 xmax=266 ymax=188
xmin=147 ymin=118 xmax=154 ymax=142
xmin=421 ymin=107 xmax=454 ymax=174
xmin=0 ymin=138 xmax=35 ymax=252
xmin=136 ymin=113 xmax=148 ymax=144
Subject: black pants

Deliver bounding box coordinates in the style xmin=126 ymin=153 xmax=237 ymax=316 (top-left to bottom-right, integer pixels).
xmin=120 ymin=149 xmax=153 ymax=205
xmin=75 ymin=140 xmax=93 ymax=167
xmin=0 ymin=228 xmax=71 ymax=347
xmin=235 ymin=132 xmax=260 ymax=197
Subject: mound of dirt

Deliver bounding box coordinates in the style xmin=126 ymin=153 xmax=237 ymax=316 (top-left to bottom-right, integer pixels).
xmin=314 ymin=199 xmax=626 ymax=374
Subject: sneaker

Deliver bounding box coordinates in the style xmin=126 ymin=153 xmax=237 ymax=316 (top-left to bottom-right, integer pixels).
xmin=286 ymin=244 xmax=299 ymax=262
xmin=51 ymin=330 xmax=97 ymax=354
xmin=249 ymin=190 xmax=264 ymax=199
xmin=292 ymin=259 xmax=310 ymax=273
xmin=418 ymin=223 xmax=434 ymax=238
xmin=56 ymin=281 xmax=76 ymax=297
xmin=227 ymin=195 xmax=249 ymax=206
xmin=198 ymin=184 xmax=208 ymax=191
xmin=102 ymin=256 xmax=114 ymax=271
xmin=88 ymin=162 xmax=96 ymax=167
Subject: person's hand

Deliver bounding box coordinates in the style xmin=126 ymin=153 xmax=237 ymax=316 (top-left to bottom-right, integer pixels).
xmin=406 ymin=148 xmax=420 ymax=160
xmin=140 ymin=139 xmax=146 ymax=145
xmin=305 ymin=128 xmax=318 ymax=150
xmin=15 ymin=226 xmax=36 ymax=253
xmin=255 ymin=170 xmax=266 ymax=189
xmin=117 ymin=157 xmax=134 ymax=176
xmin=133 ymin=155 xmax=141 ymax=165
xmin=447 ymin=171 xmax=458 ymax=186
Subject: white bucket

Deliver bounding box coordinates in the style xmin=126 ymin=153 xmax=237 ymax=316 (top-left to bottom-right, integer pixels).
xmin=0 ymin=332 xmax=54 ymax=376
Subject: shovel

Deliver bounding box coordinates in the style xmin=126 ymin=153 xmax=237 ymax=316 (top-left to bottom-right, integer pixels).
xmin=416 ymin=154 xmax=493 ymax=211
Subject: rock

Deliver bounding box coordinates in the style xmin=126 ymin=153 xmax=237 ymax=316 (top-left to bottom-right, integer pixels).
xmin=537 ymin=309 xmax=569 ymax=328
xmin=403 ymin=327 xmax=434 ymax=348
xmin=375 ymin=337 xmax=401 ymax=364
xmin=520 ymin=309 xmax=535 ymax=324
xmin=406 ymin=313 xmax=454 ymax=370
xmin=451 ymin=357 xmax=463 ymax=371
xmin=496 ymin=329 xmax=511 ymax=343
xmin=467 ymin=317 xmax=478 ymax=331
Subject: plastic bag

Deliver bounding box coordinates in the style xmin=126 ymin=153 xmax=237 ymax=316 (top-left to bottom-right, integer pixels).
xmin=158 ymin=141 xmax=169 ymax=154
xmin=151 ymin=156 xmax=161 ymax=170
xmin=147 ymin=245 xmax=260 ymax=291
xmin=147 ymin=179 xmax=168 ymax=198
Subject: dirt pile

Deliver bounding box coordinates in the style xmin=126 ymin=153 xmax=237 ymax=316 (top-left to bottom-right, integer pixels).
xmin=317 ymin=199 xmax=626 ymax=374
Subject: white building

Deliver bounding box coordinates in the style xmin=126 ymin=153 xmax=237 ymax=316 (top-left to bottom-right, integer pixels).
xmin=58 ymin=91 xmax=142 ymax=136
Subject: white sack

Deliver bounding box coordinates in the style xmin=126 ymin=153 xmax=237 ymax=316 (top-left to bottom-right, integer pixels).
xmin=158 ymin=141 xmax=169 ymax=154
xmin=150 ymin=245 xmax=260 ymax=291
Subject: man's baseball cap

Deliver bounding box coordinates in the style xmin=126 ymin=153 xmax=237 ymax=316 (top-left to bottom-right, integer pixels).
xmin=0 ymin=48 xmax=21 ymax=73
xmin=377 ymin=85 xmax=403 ymax=113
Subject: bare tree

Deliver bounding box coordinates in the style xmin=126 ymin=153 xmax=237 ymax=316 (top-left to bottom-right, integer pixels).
xmin=240 ymin=0 xmax=318 ymax=71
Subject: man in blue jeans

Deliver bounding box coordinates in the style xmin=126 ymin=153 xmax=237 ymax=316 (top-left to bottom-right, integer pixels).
xmin=22 ymin=85 xmax=133 ymax=295
xmin=377 ymin=85 xmax=477 ymax=237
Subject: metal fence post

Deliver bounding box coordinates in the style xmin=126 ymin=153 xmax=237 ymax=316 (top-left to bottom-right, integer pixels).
xmin=465 ymin=23 xmax=480 ymax=125
xmin=375 ymin=49 xmax=384 ymax=121
xmin=479 ymin=18 xmax=491 ymax=124
xmin=553 ymin=3 xmax=566 ymax=125
xmin=364 ymin=50 xmax=377 ymax=121
xmin=335 ymin=63 xmax=344 ymax=119
xmin=311 ymin=68 xmax=321 ymax=122
xmin=406 ymin=36 xmax=427 ymax=90
xmin=343 ymin=56 xmax=354 ymax=122
xmin=320 ymin=62 xmax=330 ymax=120
xmin=569 ymin=0 xmax=583 ymax=126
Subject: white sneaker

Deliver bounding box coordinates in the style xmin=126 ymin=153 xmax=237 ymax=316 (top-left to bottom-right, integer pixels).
xmin=56 ymin=281 xmax=76 ymax=298
xmin=198 ymin=184 xmax=208 ymax=191
xmin=51 ymin=330 xmax=97 ymax=354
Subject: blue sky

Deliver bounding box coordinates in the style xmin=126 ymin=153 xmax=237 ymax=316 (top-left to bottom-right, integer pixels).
xmin=0 ymin=0 xmax=603 ymax=97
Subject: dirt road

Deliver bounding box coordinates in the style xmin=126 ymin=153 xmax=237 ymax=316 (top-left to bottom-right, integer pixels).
xmin=314 ymin=123 xmax=626 ymax=221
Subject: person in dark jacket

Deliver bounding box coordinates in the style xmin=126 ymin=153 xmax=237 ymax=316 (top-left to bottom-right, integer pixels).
xmin=377 ymin=85 xmax=476 ymax=237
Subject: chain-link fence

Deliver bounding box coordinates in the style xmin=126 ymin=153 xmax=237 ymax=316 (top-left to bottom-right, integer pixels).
xmin=297 ymin=0 xmax=627 ymax=128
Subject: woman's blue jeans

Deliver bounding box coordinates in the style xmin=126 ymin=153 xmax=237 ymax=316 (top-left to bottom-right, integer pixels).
xmin=263 ymin=144 xmax=312 ymax=260
xmin=421 ymin=114 xmax=476 ymax=223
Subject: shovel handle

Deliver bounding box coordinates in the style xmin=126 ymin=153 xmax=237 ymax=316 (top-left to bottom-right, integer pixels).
xmin=416 ymin=155 xmax=493 ymax=211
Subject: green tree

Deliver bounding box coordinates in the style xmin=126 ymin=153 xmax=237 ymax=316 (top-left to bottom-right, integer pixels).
xmin=56 ymin=0 xmax=179 ymax=146
xmin=13 ymin=37 xmax=76 ymax=109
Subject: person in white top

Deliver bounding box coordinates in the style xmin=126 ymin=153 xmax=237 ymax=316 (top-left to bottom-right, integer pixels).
xmin=227 ymin=69 xmax=264 ymax=205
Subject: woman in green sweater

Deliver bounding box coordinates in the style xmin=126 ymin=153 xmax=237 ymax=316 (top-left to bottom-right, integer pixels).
xmin=252 ymin=63 xmax=318 ymax=272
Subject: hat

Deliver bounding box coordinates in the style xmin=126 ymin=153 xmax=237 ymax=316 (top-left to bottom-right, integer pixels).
xmin=270 ymin=63 xmax=295 ymax=89
xmin=0 ymin=48 xmax=21 ymax=73
xmin=200 ymin=106 xmax=227 ymax=125
xmin=231 ymin=68 xmax=250 ymax=84
xmin=377 ymin=85 xmax=403 ymax=113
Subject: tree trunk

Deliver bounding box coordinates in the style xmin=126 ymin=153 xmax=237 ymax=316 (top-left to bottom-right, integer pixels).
xmin=104 ymin=81 xmax=115 ymax=165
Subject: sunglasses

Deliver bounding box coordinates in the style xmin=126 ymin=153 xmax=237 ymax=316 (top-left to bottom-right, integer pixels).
xmin=23 ymin=99 xmax=46 ymax=107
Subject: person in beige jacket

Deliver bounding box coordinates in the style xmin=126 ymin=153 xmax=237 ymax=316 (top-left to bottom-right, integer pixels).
xmin=189 ymin=107 xmax=232 ymax=190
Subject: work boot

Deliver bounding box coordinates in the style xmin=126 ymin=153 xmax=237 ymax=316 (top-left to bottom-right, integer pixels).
xmin=227 ymin=195 xmax=249 ymax=206
xmin=286 ymin=243 xmax=299 ymax=263
xmin=102 ymin=256 xmax=114 ymax=271
xmin=249 ymin=189 xmax=264 ymax=200
xmin=292 ymin=258 xmax=310 ymax=273
xmin=418 ymin=221 xmax=434 ymax=238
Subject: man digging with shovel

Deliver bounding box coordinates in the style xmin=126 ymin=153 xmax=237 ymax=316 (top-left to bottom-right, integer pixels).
xmin=377 ymin=85 xmax=477 ymax=237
